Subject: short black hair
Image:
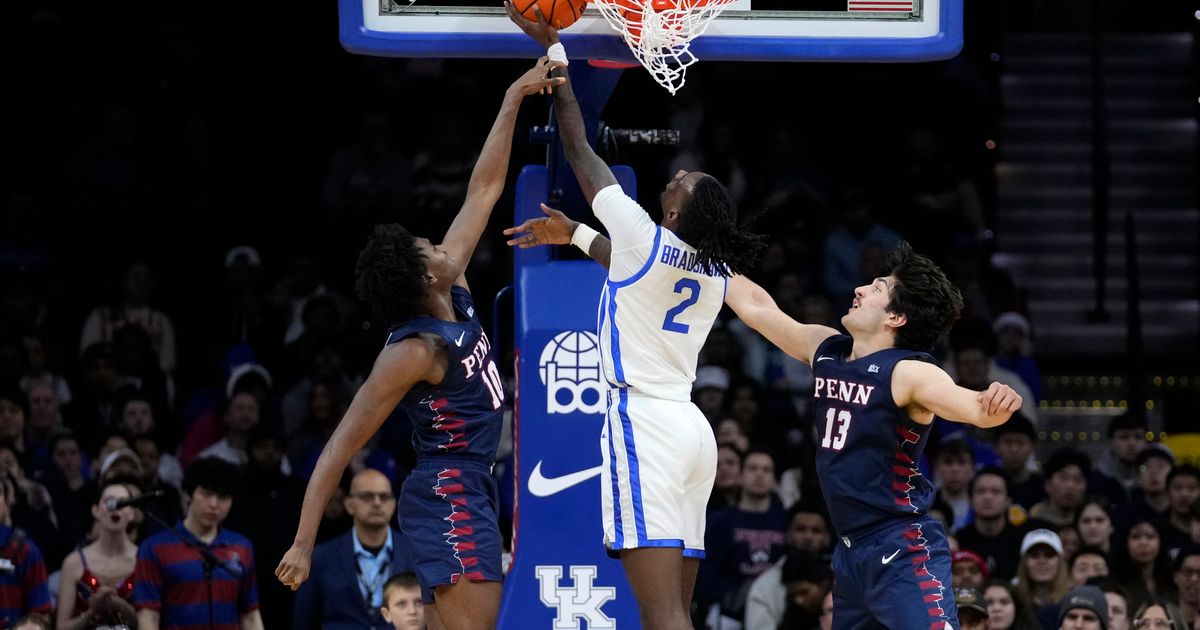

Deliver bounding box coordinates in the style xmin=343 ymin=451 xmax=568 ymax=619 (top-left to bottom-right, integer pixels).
xmin=742 ymin=446 xmax=778 ymax=476
xmin=1043 ymin=447 xmax=1092 ymax=479
xmin=1068 ymin=546 xmax=1108 ymax=571
xmin=47 ymin=431 xmax=80 ymax=455
xmin=1173 ymin=544 xmax=1200 ymax=573
xmin=968 ymin=466 xmax=1012 ymax=498
xmin=993 ymin=412 xmax=1037 ymax=441
xmin=781 ymin=549 xmax=833 ymax=584
xmin=881 ymin=242 xmax=964 ymax=352
xmin=182 ymin=457 xmax=240 ymax=498
xmin=787 ymin=500 xmax=832 ymax=535
xmin=1107 ymin=412 xmax=1148 ymax=438
xmin=355 ymin=223 xmax=431 ymax=326
xmin=1167 ymin=464 xmax=1200 ymax=488
xmin=936 ymin=437 xmax=974 ymax=463
xmin=675 ymin=175 xmax=764 ymax=277
xmin=0 ymin=386 xmax=29 ymax=418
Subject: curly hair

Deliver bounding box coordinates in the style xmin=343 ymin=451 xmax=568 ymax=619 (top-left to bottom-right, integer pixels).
xmin=675 ymin=176 xmax=765 ymax=277
xmin=882 ymin=242 xmax=964 ymax=352
xmin=354 ymin=224 xmax=430 ymax=326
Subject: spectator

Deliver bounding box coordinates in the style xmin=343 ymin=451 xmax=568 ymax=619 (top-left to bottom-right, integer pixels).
xmin=992 ymin=414 xmax=1045 ymax=511
xmin=207 ymin=246 xmax=287 ymax=366
xmin=288 ymin=375 xmax=352 ymax=480
xmin=48 ymin=431 xmax=91 ymax=546
xmin=1030 ymin=448 xmax=1091 ymax=529
xmin=178 ymin=362 xmax=276 ymax=469
xmin=820 ymin=189 xmax=902 ymax=303
xmin=22 ymin=382 xmax=63 ymax=463
xmin=1163 ymin=465 xmax=1200 ymax=559
xmin=775 ymin=551 xmax=833 ymax=630
xmin=79 ymin=261 xmax=177 ymax=375
xmin=744 ymin=501 xmax=831 ymax=629
xmin=934 ymin=438 xmax=976 ymax=531
xmin=55 ymin=478 xmax=140 ymax=629
xmin=0 ymin=472 xmax=51 ymax=626
xmin=954 ymin=549 xmax=990 ymax=590
xmin=955 ymin=586 xmax=989 ymax=630
xmin=270 ymin=253 xmax=358 ymax=347
xmin=1016 ymin=529 xmax=1070 ymax=609
xmin=115 ymin=388 xmax=182 ymax=490
xmin=983 ymin=580 xmax=1038 ymax=630
xmin=1130 ymin=445 xmax=1174 ymax=522
xmin=1057 ymin=585 xmax=1109 ymax=630
xmin=1074 ymin=499 xmax=1116 ymax=555
xmin=1173 ymin=545 xmax=1200 ymax=627
xmin=1112 ymin=517 xmax=1175 ymax=612
xmin=1094 ymin=579 xmax=1132 ymax=630
xmin=1131 ymin=599 xmax=1188 ymax=630
xmin=950 ymin=339 xmax=1038 ymax=423
xmin=197 ymin=391 xmax=290 ymax=476
xmin=707 ymin=443 xmax=742 ymax=513
xmin=294 ymin=468 xmax=413 ymax=630
xmin=1069 ymin=547 xmax=1109 ymax=587
xmin=63 ymin=343 xmax=121 ymax=453
xmin=133 ymin=457 xmax=262 ymax=630
xmin=128 ymin=435 xmax=184 ymax=539
xmin=1058 ymin=523 xmax=1083 ymax=564
xmin=699 ymin=448 xmax=789 ymax=626
xmin=1095 ymin=414 xmax=1149 ymax=494
xmin=958 ymin=467 xmax=1025 ymax=581
xmin=0 ymin=444 xmax=58 ymax=568
xmin=991 ymin=312 xmax=1042 ymax=403
xmin=17 ymin=331 xmax=71 ymax=406
xmin=0 ymin=388 xmax=31 ymax=458
xmin=692 ymin=365 xmax=729 ymax=424
xmin=378 ymin=573 xmax=424 ymax=630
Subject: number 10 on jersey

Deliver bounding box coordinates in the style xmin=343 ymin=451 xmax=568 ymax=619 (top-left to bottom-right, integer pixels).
xmin=821 ymin=408 xmax=851 ymax=451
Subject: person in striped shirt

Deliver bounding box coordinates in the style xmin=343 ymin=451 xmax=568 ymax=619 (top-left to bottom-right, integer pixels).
xmin=133 ymin=457 xmax=262 ymax=630
xmin=0 ymin=472 xmax=51 ymax=628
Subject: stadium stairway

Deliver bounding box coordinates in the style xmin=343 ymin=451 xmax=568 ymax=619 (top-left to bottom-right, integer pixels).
xmin=991 ymin=32 xmax=1199 ymax=363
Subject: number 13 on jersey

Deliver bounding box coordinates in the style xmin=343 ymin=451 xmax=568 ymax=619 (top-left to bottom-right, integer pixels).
xmin=821 ymin=408 xmax=852 ymax=451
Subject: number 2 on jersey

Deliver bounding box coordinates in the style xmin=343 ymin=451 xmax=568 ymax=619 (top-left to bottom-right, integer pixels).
xmin=662 ymin=278 xmax=701 ymax=334
xmin=821 ymin=408 xmax=852 ymax=450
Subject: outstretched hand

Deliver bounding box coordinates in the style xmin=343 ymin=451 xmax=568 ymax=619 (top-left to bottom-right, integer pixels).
xmin=504 ymin=0 xmax=560 ymax=48
xmin=976 ymin=382 xmax=1022 ymax=419
xmin=504 ymin=203 xmax=578 ymax=248
xmin=508 ymin=56 xmax=567 ymax=97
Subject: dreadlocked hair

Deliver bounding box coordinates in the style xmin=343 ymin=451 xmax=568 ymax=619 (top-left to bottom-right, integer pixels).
xmin=882 ymin=242 xmax=964 ymax=352
xmin=354 ymin=224 xmax=430 ymax=326
xmin=675 ymin=176 xmax=765 ymax=277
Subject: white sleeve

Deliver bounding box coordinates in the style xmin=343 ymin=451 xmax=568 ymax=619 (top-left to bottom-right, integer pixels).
xmin=591 ymin=184 xmax=659 ymax=282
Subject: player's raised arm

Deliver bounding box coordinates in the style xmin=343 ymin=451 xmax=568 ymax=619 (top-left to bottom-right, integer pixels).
xmin=892 ymin=359 xmax=1021 ymax=429
xmin=440 ymin=57 xmax=566 ymax=281
xmin=505 ymin=2 xmax=618 ymax=204
xmin=724 ymin=275 xmax=839 ymax=365
xmin=275 ymin=337 xmax=444 ymax=590
xmin=503 ymin=202 xmax=612 ymax=268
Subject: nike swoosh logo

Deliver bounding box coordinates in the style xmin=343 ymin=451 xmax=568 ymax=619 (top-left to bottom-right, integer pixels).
xmin=882 ymin=549 xmax=901 ymax=564
xmin=454 ymin=331 xmax=466 ymax=347
xmin=528 ymin=461 xmax=603 ymax=497
xmin=816 ymin=356 xmax=834 ymax=362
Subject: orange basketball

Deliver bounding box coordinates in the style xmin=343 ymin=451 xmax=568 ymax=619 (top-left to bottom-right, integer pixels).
xmin=515 ymin=0 xmax=590 ymax=30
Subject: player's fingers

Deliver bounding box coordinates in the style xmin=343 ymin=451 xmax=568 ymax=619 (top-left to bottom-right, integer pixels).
xmin=540 ymin=202 xmax=564 ymax=217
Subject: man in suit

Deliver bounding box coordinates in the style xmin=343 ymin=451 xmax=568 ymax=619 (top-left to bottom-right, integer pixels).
xmin=294 ymin=468 xmax=414 ymax=630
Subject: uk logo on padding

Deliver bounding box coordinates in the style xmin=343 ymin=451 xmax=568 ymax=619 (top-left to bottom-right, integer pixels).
xmin=536 ymin=565 xmax=616 ymax=629
xmin=539 ymin=331 xmax=604 ymax=415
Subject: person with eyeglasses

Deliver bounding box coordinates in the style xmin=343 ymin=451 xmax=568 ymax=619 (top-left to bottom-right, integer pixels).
xmin=1172 ymin=545 xmax=1200 ymax=629
xmin=293 ymin=468 xmax=414 ymax=630
xmin=1131 ymin=599 xmax=1189 ymax=630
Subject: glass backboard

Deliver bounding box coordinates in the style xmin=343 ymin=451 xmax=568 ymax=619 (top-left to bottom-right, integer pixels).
xmin=339 ymin=0 xmax=963 ymax=63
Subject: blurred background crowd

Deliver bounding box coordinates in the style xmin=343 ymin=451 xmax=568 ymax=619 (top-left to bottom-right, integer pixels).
xmin=0 ymin=1 xmax=1197 ymax=629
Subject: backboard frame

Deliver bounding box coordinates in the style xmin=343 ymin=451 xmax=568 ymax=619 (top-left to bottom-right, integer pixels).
xmin=338 ymin=0 xmax=963 ymax=63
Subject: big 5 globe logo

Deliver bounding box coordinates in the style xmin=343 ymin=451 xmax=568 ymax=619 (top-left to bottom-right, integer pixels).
xmin=539 ymin=331 xmax=604 ymax=415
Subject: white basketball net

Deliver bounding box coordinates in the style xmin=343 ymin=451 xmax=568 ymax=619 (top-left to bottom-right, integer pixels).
xmin=590 ymin=0 xmax=736 ymax=95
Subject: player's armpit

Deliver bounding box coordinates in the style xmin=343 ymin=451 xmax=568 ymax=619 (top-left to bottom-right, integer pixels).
xmin=724 ymin=276 xmax=837 ymax=364
xmin=894 ymin=361 xmax=1015 ymax=428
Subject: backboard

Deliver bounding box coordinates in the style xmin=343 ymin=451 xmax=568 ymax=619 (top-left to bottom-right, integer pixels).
xmin=339 ymin=0 xmax=963 ymax=63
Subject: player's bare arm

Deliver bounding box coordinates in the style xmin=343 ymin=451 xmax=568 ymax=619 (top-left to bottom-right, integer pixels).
xmin=504 ymin=203 xmax=612 ymax=268
xmin=724 ymin=275 xmax=839 ymax=365
xmin=892 ymin=359 xmax=1021 ymax=428
xmin=275 ymin=335 xmax=447 ymax=589
xmin=440 ymin=57 xmax=565 ymax=287
xmin=505 ymin=2 xmax=618 ymax=203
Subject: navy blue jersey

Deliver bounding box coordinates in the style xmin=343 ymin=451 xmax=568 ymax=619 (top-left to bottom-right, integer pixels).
xmin=386 ymin=286 xmax=504 ymax=462
xmin=812 ymin=335 xmax=937 ymax=537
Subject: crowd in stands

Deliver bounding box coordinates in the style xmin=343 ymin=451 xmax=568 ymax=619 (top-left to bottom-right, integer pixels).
xmin=3 ymin=3 xmax=1199 ymax=630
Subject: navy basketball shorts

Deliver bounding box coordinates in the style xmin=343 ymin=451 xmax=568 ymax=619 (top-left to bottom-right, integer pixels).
xmin=831 ymin=516 xmax=958 ymax=630
xmin=399 ymin=459 xmax=504 ymax=601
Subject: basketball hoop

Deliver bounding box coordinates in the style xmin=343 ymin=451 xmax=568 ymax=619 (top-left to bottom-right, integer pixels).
xmin=589 ymin=0 xmax=736 ymax=95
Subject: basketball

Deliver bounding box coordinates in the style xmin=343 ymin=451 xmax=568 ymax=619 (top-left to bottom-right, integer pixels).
xmin=515 ymin=0 xmax=590 ymax=30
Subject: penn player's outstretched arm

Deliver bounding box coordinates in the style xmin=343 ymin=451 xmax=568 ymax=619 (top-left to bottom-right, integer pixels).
xmin=439 ymin=57 xmax=566 ymax=287
xmin=275 ymin=336 xmax=444 ymax=590
xmin=505 ymin=2 xmax=617 ymax=204
xmin=892 ymin=360 xmax=1022 ymax=428
xmin=723 ymin=275 xmax=839 ymax=365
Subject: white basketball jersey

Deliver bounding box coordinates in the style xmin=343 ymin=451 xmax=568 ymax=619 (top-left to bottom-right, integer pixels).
xmin=591 ymin=185 xmax=727 ymax=402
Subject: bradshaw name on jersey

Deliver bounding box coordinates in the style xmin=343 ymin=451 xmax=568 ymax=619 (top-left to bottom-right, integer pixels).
xmin=591 ymin=185 xmax=727 ymax=402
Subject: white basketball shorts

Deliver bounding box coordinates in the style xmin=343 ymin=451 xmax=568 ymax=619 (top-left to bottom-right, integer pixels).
xmin=600 ymin=388 xmax=717 ymax=557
